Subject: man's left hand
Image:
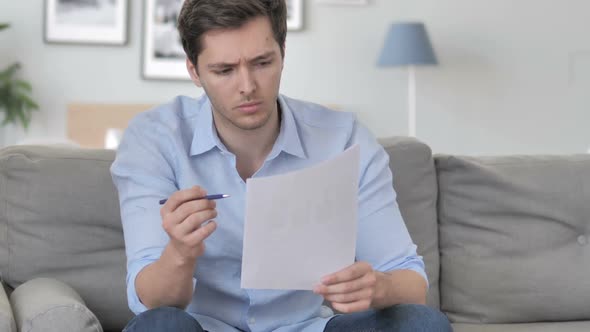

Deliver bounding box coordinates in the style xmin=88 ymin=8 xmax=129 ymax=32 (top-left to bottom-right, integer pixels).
xmin=313 ymin=261 xmax=377 ymax=313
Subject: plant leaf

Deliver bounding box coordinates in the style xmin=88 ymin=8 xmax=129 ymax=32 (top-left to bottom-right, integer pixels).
xmin=0 ymin=57 xmax=37 ymax=129
xmin=0 ymin=70 xmax=39 ymax=130
xmin=14 ymin=80 xmax=32 ymax=92
xmin=16 ymin=104 xmax=30 ymax=129
xmin=0 ymin=63 xmax=20 ymax=81
xmin=15 ymin=92 xmax=36 ymax=107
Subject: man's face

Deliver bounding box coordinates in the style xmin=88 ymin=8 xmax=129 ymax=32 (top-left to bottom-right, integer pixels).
xmin=187 ymin=16 xmax=284 ymax=132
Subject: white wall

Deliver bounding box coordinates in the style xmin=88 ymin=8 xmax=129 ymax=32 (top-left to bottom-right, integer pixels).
xmin=1 ymin=0 xmax=589 ymax=154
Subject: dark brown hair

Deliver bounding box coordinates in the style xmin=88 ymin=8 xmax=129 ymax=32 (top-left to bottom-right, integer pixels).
xmin=178 ymin=0 xmax=287 ymax=69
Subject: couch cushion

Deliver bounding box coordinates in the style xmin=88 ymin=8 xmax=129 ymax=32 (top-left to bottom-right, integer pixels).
xmin=453 ymin=322 xmax=590 ymax=332
xmin=10 ymin=278 xmax=102 ymax=332
xmin=0 ymin=282 xmax=16 ymax=332
xmin=379 ymin=137 xmax=439 ymax=308
xmin=437 ymin=154 xmax=590 ymax=323
xmin=0 ymin=146 xmax=132 ymax=331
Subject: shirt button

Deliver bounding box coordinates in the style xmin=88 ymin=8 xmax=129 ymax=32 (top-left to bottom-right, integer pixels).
xmin=249 ymin=317 xmax=256 ymax=325
xmin=578 ymin=235 xmax=587 ymax=246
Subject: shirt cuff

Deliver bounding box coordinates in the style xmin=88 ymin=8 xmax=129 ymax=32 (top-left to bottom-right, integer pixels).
xmin=379 ymin=256 xmax=429 ymax=289
xmin=126 ymin=259 xmax=197 ymax=314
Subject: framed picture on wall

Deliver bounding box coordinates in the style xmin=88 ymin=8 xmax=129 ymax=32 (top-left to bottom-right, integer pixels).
xmin=286 ymin=0 xmax=303 ymax=31
xmin=142 ymin=0 xmax=304 ymax=80
xmin=44 ymin=0 xmax=129 ymax=45
xmin=142 ymin=0 xmax=188 ymax=80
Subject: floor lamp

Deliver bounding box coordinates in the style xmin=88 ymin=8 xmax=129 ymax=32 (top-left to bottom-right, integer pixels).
xmin=377 ymin=22 xmax=438 ymax=137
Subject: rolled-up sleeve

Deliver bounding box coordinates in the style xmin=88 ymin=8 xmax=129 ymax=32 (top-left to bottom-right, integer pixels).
xmin=350 ymin=121 xmax=428 ymax=287
xmin=110 ymin=114 xmax=191 ymax=314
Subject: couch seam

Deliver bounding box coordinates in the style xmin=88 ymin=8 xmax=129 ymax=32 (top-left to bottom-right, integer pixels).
xmin=24 ymin=304 xmax=101 ymax=332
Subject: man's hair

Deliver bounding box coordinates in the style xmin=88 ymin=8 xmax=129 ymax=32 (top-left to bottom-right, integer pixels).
xmin=178 ymin=0 xmax=287 ymax=69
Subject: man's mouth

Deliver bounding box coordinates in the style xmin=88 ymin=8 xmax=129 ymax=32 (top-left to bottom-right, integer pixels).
xmin=237 ymin=101 xmax=262 ymax=113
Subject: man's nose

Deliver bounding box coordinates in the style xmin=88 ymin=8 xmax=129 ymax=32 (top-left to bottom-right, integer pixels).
xmin=238 ymin=67 xmax=256 ymax=96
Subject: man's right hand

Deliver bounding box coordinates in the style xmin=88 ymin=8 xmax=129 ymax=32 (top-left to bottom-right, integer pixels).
xmin=160 ymin=186 xmax=218 ymax=264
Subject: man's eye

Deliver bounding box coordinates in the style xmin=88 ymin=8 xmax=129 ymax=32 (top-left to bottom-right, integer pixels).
xmin=216 ymin=69 xmax=232 ymax=75
xmin=257 ymin=61 xmax=271 ymax=67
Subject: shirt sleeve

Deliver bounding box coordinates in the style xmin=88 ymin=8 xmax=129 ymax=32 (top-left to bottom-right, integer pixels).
xmin=349 ymin=120 xmax=428 ymax=286
xmin=110 ymin=114 xmax=196 ymax=314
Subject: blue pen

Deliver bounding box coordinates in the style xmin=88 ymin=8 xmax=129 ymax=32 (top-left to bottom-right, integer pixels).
xmin=159 ymin=194 xmax=230 ymax=205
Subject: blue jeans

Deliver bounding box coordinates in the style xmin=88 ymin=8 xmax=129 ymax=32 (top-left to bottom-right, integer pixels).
xmin=123 ymin=304 xmax=452 ymax=332
xmin=123 ymin=307 xmax=206 ymax=332
xmin=324 ymin=304 xmax=453 ymax=332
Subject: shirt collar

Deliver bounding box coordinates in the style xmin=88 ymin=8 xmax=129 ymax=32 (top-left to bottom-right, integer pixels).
xmin=269 ymin=94 xmax=306 ymax=159
xmin=189 ymin=94 xmax=307 ymax=159
xmin=190 ymin=97 xmax=218 ymax=156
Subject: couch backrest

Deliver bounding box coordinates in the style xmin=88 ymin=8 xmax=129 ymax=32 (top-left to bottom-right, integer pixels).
xmin=0 ymin=146 xmax=132 ymax=332
xmin=0 ymin=138 xmax=442 ymax=331
xmin=379 ymin=137 xmax=440 ymax=308
xmin=436 ymin=154 xmax=590 ymax=323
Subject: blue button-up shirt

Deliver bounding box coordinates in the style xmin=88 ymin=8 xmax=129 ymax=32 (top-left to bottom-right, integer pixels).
xmin=110 ymin=94 xmax=426 ymax=332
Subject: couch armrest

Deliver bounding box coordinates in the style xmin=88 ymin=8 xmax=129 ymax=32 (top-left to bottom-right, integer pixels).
xmin=10 ymin=278 xmax=102 ymax=332
xmin=0 ymin=281 xmax=17 ymax=332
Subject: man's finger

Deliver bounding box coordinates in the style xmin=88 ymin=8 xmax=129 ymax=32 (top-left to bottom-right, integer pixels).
xmin=331 ymin=299 xmax=372 ymax=314
xmin=322 ymin=288 xmax=374 ymax=304
xmin=321 ymin=262 xmax=372 ymax=285
xmin=161 ymin=186 xmax=207 ymax=215
xmin=315 ymin=271 xmax=376 ymax=294
xmin=314 ymin=277 xmax=364 ymax=295
xmin=176 ymin=208 xmax=217 ymax=235
xmin=163 ymin=199 xmax=216 ymax=229
xmin=185 ymin=220 xmax=217 ymax=247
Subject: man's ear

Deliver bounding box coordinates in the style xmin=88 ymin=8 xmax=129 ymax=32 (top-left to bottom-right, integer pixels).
xmin=186 ymin=58 xmax=203 ymax=88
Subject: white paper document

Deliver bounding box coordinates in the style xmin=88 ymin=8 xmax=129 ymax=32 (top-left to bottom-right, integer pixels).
xmin=241 ymin=145 xmax=360 ymax=290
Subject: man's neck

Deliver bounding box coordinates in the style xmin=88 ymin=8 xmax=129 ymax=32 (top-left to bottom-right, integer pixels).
xmin=214 ymin=103 xmax=281 ymax=179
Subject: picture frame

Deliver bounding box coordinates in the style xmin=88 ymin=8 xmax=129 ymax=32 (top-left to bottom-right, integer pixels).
xmin=286 ymin=0 xmax=304 ymax=31
xmin=142 ymin=0 xmax=305 ymax=80
xmin=142 ymin=0 xmax=188 ymax=80
xmin=44 ymin=0 xmax=129 ymax=45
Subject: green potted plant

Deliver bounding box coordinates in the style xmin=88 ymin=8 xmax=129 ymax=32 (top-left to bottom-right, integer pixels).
xmin=0 ymin=23 xmax=38 ymax=130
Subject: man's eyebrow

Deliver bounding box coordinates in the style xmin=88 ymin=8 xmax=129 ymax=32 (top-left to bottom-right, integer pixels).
xmin=249 ymin=51 xmax=275 ymax=62
xmin=207 ymin=51 xmax=276 ymax=69
xmin=207 ymin=62 xmax=235 ymax=70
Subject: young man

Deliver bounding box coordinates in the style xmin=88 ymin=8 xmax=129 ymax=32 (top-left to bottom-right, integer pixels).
xmin=111 ymin=0 xmax=452 ymax=331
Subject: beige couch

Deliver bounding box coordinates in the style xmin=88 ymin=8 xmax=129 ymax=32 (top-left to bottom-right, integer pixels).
xmin=0 ymin=137 xmax=588 ymax=332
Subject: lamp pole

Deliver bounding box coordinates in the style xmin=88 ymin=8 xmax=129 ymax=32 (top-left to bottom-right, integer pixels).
xmin=408 ymin=65 xmax=416 ymax=137
xmin=377 ymin=22 xmax=437 ymax=138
